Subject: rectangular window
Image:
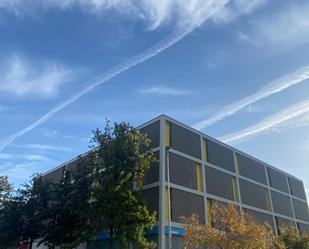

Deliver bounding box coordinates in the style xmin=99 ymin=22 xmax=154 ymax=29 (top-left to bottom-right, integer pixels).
xmin=267 ymin=168 xmax=289 ymax=193
xmin=140 ymin=187 xmax=159 ymax=219
xmin=143 ymin=151 xmax=160 ymax=185
xmin=237 ymin=153 xmax=267 ymax=184
xmin=271 ymin=191 xmax=293 ymax=217
xmin=239 ymin=179 xmax=270 ymax=210
xmin=292 ymin=199 xmax=309 ymax=222
xmin=170 ymin=122 xmax=201 ymax=159
xmin=245 ymin=208 xmax=274 ymax=230
xmin=298 ymin=223 xmax=309 ymax=234
xmin=288 ymin=177 xmax=306 ymax=200
xmin=140 ymin=120 xmax=160 ymax=149
xmin=45 ymin=166 xmax=64 ymax=183
xmin=167 ymin=152 xmax=202 ymax=191
xmin=275 ymin=217 xmax=296 ymax=232
xmin=170 ymin=188 xmax=205 ymax=223
xmin=205 ymin=166 xmax=238 ymax=201
xmin=206 ymin=139 xmax=235 ymax=172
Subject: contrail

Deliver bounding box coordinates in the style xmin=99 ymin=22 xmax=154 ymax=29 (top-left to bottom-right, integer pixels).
xmin=0 ymin=0 xmax=229 ymax=152
xmin=220 ymin=99 xmax=309 ymax=143
xmin=193 ymin=65 xmax=309 ymax=130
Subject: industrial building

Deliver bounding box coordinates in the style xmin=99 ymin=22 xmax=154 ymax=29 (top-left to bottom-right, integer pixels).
xmin=44 ymin=115 xmax=309 ymax=249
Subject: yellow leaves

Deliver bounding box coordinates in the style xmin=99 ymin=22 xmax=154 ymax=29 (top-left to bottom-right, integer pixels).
xmin=184 ymin=203 xmax=285 ymax=249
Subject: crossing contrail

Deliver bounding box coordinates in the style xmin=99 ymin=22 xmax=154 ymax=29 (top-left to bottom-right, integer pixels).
xmin=193 ymin=65 xmax=309 ymax=130
xmin=0 ymin=0 xmax=229 ymax=152
xmin=220 ymin=99 xmax=309 ymax=143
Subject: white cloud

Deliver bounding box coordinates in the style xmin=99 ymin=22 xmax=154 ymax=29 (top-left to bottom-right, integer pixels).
xmin=12 ymin=143 xmax=72 ymax=152
xmin=235 ymin=31 xmax=259 ymax=46
xmin=0 ymin=0 xmax=267 ymax=31
xmin=0 ymin=152 xmax=50 ymax=162
xmin=250 ymin=2 xmax=309 ymax=48
xmin=194 ymin=64 xmax=309 ymax=130
xmin=139 ymin=86 xmax=194 ymax=96
xmin=0 ymin=54 xmax=73 ymax=98
xmin=220 ymin=99 xmax=309 ymax=144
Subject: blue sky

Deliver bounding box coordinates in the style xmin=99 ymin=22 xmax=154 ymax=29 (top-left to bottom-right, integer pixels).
xmin=0 ymin=0 xmax=309 ymax=198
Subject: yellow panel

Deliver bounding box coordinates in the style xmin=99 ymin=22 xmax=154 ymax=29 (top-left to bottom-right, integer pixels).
xmin=207 ymin=199 xmax=213 ymax=227
xmin=165 ymin=188 xmax=170 ymax=222
xmin=196 ymin=163 xmax=202 ymax=192
xmin=235 ymin=154 xmax=240 ymax=174
xmin=203 ymin=139 xmax=208 ymax=162
xmin=265 ymin=189 xmax=271 ymax=211
xmin=232 ymin=177 xmax=237 ymax=202
xmin=165 ymin=121 xmax=171 ymax=148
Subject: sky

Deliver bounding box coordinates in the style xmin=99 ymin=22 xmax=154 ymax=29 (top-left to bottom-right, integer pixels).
xmin=0 ymin=0 xmax=309 ymax=199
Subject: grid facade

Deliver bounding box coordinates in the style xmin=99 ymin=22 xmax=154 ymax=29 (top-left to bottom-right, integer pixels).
xmin=44 ymin=115 xmax=309 ymax=249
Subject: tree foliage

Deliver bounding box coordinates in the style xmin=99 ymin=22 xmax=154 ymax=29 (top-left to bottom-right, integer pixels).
xmin=278 ymin=226 xmax=309 ymax=249
xmin=184 ymin=203 xmax=285 ymax=249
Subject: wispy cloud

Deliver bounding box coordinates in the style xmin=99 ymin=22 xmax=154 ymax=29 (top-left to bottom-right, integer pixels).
xmin=0 ymin=152 xmax=50 ymax=162
xmin=0 ymin=54 xmax=73 ymax=98
xmin=0 ymin=0 xmax=232 ymax=152
xmin=220 ymin=99 xmax=309 ymax=144
xmin=139 ymin=86 xmax=193 ymax=96
xmin=235 ymin=31 xmax=259 ymax=46
xmin=249 ymin=1 xmax=309 ymax=49
xmin=11 ymin=143 xmax=72 ymax=152
xmin=193 ymin=65 xmax=309 ymax=130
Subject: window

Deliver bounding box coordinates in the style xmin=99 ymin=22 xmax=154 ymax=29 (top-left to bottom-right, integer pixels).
xmin=170 ymin=188 xmax=205 ymax=223
xmin=288 ymin=177 xmax=306 ymax=200
xmin=271 ymin=191 xmax=293 ymax=217
xmin=267 ymin=168 xmax=289 ymax=193
xmin=167 ymin=152 xmax=202 ymax=191
xmin=205 ymin=166 xmax=237 ymax=201
xmin=292 ymin=199 xmax=309 ymax=222
xmin=140 ymin=187 xmax=159 ymax=217
xmin=140 ymin=120 xmax=160 ymax=149
xmin=245 ymin=209 xmax=274 ymax=230
xmin=169 ymin=122 xmax=201 ymax=159
xmin=45 ymin=166 xmax=64 ymax=183
xmin=239 ymin=179 xmax=270 ymax=210
xmin=298 ymin=223 xmax=309 ymax=234
xmin=275 ymin=217 xmax=296 ymax=232
xmin=144 ymin=151 xmax=160 ymax=185
xmin=237 ymin=154 xmax=267 ymax=184
xmin=206 ymin=139 xmax=235 ymax=172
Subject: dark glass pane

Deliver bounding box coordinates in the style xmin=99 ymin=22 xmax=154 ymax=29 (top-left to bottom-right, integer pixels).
xmin=276 ymin=217 xmax=296 ymax=231
xmin=140 ymin=187 xmax=159 ymax=217
xmin=144 ymin=151 xmax=160 ymax=185
xmin=237 ymin=154 xmax=266 ymax=184
xmin=168 ymin=152 xmax=198 ymax=190
xmin=271 ymin=191 xmax=293 ymax=217
xmin=165 ymin=235 xmax=183 ymax=249
xmin=246 ymin=209 xmax=274 ymax=230
xmin=239 ymin=179 xmax=269 ymax=210
xmin=44 ymin=166 xmax=64 ymax=183
xmin=171 ymin=188 xmax=204 ymax=223
xmin=140 ymin=120 xmax=160 ymax=149
xmin=292 ymin=199 xmax=309 ymax=222
xmin=205 ymin=166 xmax=236 ymax=201
xmin=267 ymin=168 xmax=289 ymax=193
xmin=288 ymin=177 xmax=306 ymax=200
xmin=207 ymin=140 xmax=235 ymax=172
xmin=298 ymin=223 xmax=309 ymax=234
xmin=170 ymin=123 xmax=201 ymax=159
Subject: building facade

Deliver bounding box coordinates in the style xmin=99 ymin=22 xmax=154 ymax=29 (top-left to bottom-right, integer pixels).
xmin=44 ymin=115 xmax=309 ymax=249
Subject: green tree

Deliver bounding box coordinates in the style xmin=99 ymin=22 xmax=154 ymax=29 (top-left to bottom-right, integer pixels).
xmin=0 ymin=175 xmax=13 ymax=207
xmin=278 ymin=226 xmax=309 ymax=249
xmin=87 ymin=122 xmax=157 ymax=249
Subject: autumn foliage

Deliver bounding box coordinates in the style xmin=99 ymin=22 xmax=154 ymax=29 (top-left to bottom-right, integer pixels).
xmin=183 ymin=203 xmax=285 ymax=249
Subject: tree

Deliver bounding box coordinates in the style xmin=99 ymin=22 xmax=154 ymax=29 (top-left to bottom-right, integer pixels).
xmin=87 ymin=122 xmax=157 ymax=249
xmin=278 ymin=226 xmax=309 ymax=249
xmin=0 ymin=175 xmax=13 ymax=207
xmin=184 ymin=203 xmax=285 ymax=249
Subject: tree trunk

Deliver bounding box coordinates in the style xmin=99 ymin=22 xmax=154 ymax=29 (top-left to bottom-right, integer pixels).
xmin=29 ymin=237 xmax=33 ymax=249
